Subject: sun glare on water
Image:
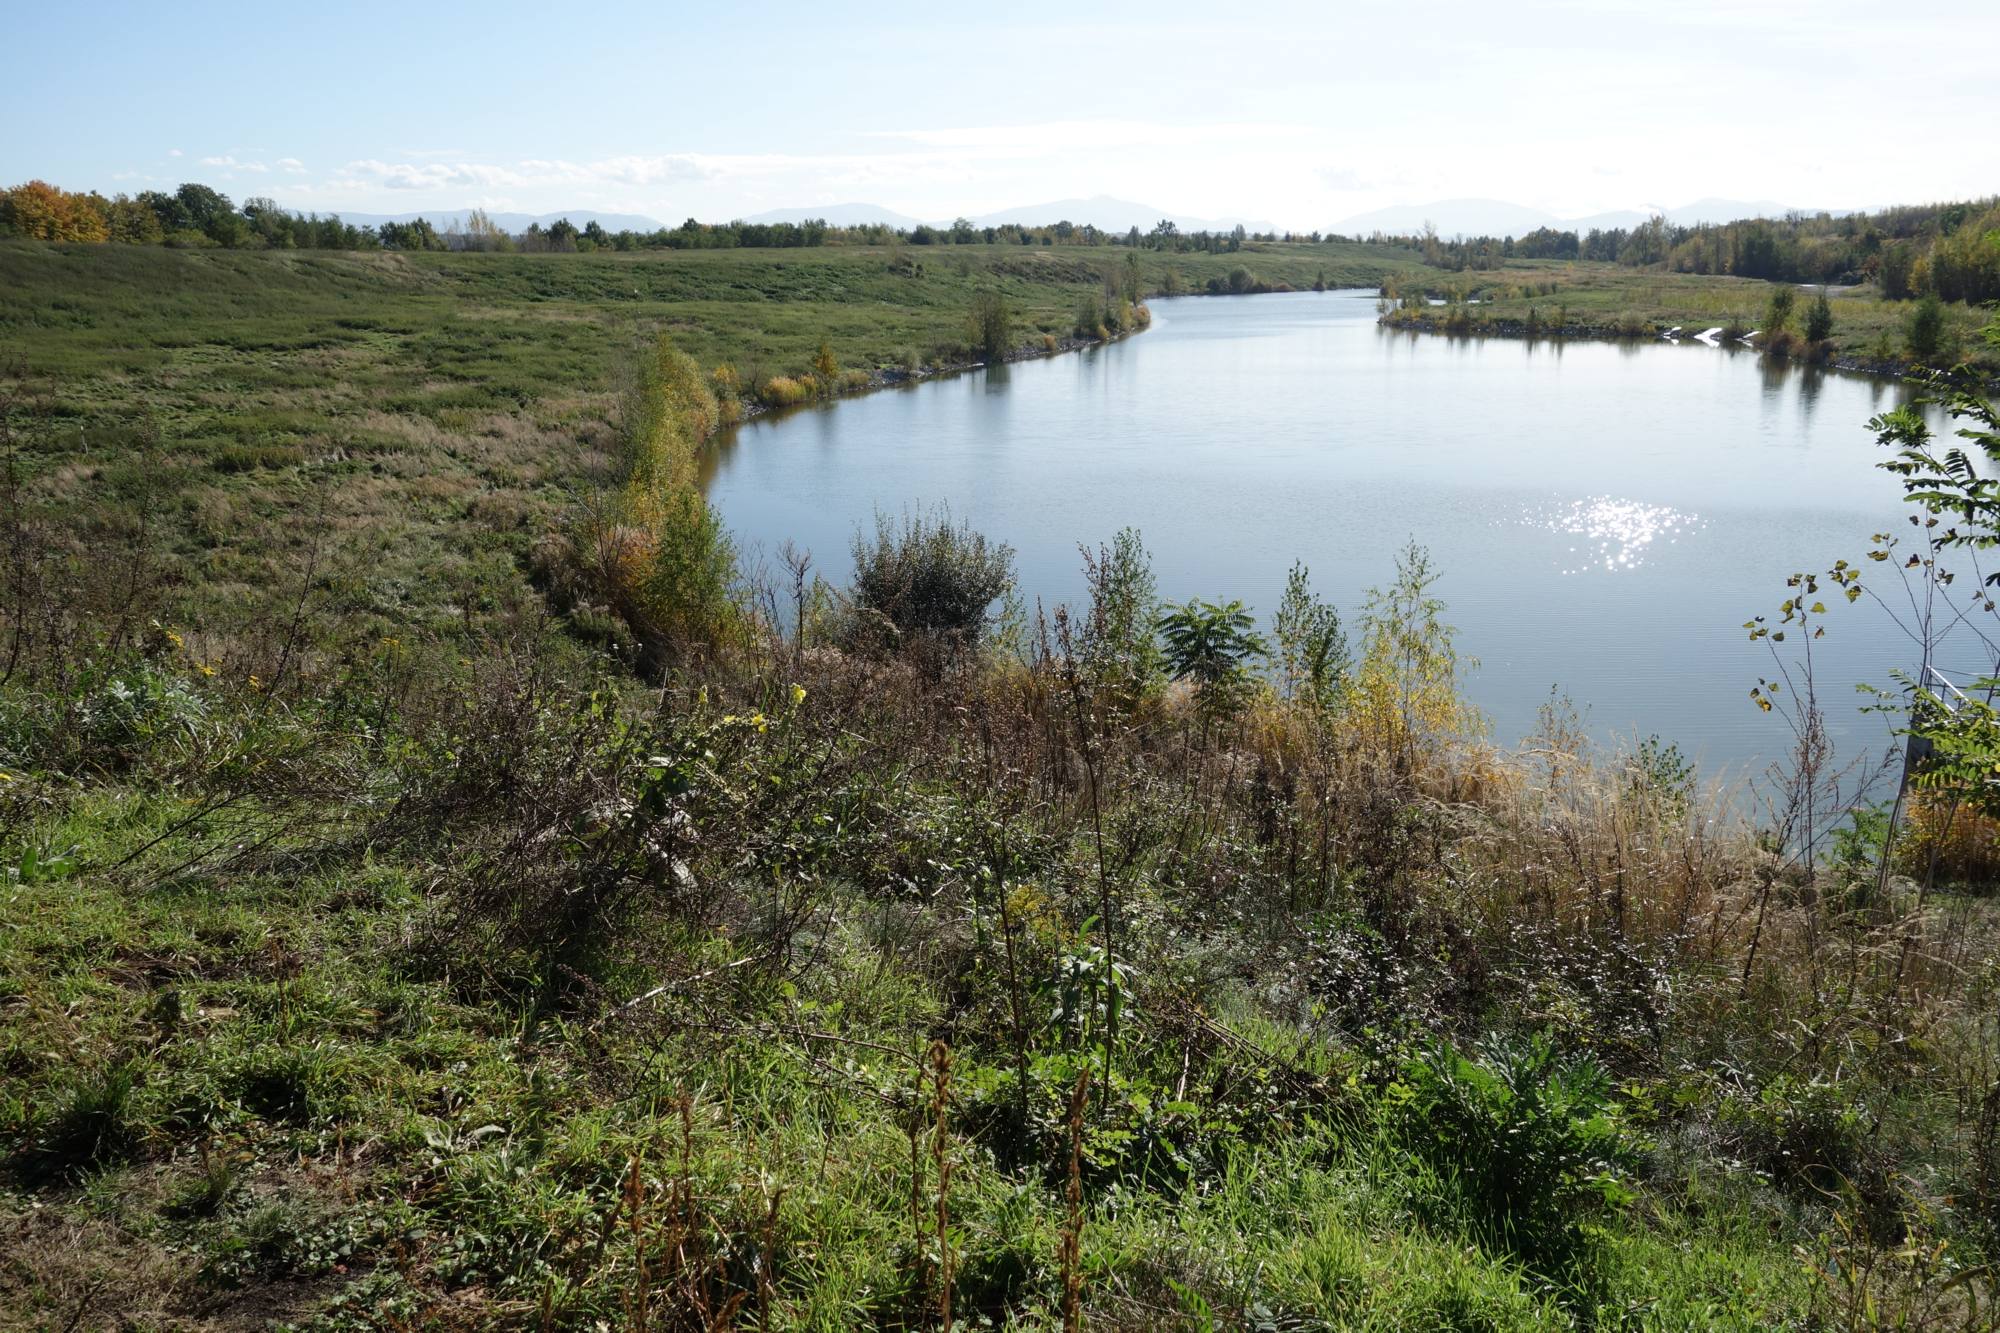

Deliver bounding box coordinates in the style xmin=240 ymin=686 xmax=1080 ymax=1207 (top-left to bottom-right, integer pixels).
xmin=1528 ymin=496 xmax=1704 ymax=574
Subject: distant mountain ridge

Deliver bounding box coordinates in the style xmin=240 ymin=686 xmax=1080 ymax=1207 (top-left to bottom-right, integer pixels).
xmin=298 ymin=198 xmax=1263 ymax=235
xmin=329 ymin=208 xmax=667 ymax=233
xmin=287 ymin=196 xmax=1833 ymax=242
xmin=748 ymin=195 xmax=1274 ymax=234
xmin=965 ymin=195 xmax=1275 ymax=234
xmin=740 ymin=203 xmax=927 ymax=228
xmin=1333 ymin=196 xmax=1821 ymax=240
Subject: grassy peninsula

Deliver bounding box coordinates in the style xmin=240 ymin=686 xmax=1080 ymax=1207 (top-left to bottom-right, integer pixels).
xmin=1373 ymin=198 xmax=2000 ymax=378
xmin=4 ymin=225 xmax=2000 ymax=1333
xmin=1378 ymin=264 xmax=2000 ymax=378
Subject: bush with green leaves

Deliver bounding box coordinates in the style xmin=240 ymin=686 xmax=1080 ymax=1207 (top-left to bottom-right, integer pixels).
xmin=1716 ymin=1074 xmax=1871 ymax=1196
xmin=1078 ymin=527 xmax=1164 ymax=709
xmin=1765 ymin=285 xmax=1796 ymax=336
xmin=1904 ymin=291 xmax=1947 ymax=362
xmin=1393 ymin=1033 xmax=1639 ymax=1276
xmin=969 ymin=290 xmax=1011 ymax=361
xmin=1155 ymin=597 xmax=1267 ymax=723
xmin=849 ymin=507 xmax=1015 ymax=652
xmin=1269 ymin=560 xmax=1348 ymax=713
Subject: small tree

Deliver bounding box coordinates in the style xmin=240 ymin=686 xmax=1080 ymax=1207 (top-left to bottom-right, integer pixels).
xmin=1905 ymin=292 xmax=1947 ymax=363
xmin=970 ymin=291 xmax=1011 ymax=361
xmin=1805 ymin=290 xmax=1834 ymax=343
xmin=1870 ymin=332 xmax=2000 ymax=821
xmin=812 ymin=340 xmax=839 ymax=395
xmin=1155 ymin=598 xmax=1267 ymax=725
xmin=1269 ymin=561 xmax=1348 ymax=713
xmin=1079 ymin=528 xmax=1163 ymax=709
xmin=1765 ymin=285 xmax=1796 ymax=337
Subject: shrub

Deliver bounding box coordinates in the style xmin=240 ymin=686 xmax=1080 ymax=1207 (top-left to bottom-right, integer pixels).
xmin=1078 ymin=527 xmax=1164 ymax=709
xmin=757 ymin=375 xmax=812 ymax=409
xmin=73 ymin=665 xmax=208 ymax=774
xmin=1717 ymin=1076 xmax=1872 ymax=1196
xmin=970 ymin=291 xmax=1011 ymax=361
xmin=1270 ymin=561 xmax=1348 ymax=713
xmin=849 ymin=508 xmax=1015 ymax=652
xmin=1805 ymin=290 xmax=1834 ymax=342
xmin=607 ymin=487 xmax=741 ymax=657
xmin=1765 ymin=285 xmax=1796 ymax=336
xmin=1351 ymin=541 xmax=1479 ymax=768
xmin=1396 ymin=1033 xmax=1638 ymax=1275
xmin=1155 ymin=597 xmax=1266 ymax=724
xmin=587 ymin=338 xmax=743 ymax=659
xmin=1905 ymin=292 xmax=1947 ymax=362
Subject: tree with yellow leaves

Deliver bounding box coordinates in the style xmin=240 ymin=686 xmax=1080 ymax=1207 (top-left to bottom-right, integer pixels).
xmin=1 ymin=180 xmax=110 ymax=243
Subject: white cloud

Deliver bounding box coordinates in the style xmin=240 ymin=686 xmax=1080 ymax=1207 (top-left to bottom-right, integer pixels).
xmin=200 ymin=154 xmax=269 ymax=173
xmin=868 ymin=119 xmax=1308 ymax=154
xmin=167 ymin=148 xmax=183 ymax=158
xmin=276 ymin=157 xmax=306 ymax=173
xmin=331 ymin=153 xmax=827 ymax=194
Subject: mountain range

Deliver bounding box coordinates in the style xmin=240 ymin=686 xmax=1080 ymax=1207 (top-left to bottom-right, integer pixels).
xmin=303 ymin=196 xmax=1829 ymax=241
xmin=328 ymin=208 xmax=667 ymax=233
xmin=745 ymin=196 xmax=1274 ymax=234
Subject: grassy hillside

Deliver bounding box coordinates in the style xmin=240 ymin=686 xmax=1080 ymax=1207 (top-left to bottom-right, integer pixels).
xmin=4 ymin=238 xmax=1999 ymax=1330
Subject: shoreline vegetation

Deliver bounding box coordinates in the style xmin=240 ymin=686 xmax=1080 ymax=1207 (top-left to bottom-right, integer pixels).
xmin=1375 ymin=277 xmax=1997 ymax=382
xmin=1367 ymin=196 xmax=1999 ymax=382
xmin=5 ymin=187 xmax=2000 ymax=1329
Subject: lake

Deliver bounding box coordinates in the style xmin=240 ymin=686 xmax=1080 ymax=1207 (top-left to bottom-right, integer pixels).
xmin=705 ymin=289 xmax=1976 ymax=782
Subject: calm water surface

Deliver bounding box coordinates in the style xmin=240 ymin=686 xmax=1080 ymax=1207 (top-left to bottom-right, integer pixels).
xmin=706 ymin=290 xmax=1972 ymax=779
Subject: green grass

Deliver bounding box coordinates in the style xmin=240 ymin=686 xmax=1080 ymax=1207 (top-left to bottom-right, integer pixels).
xmin=0 ymin=773 xmax=1821 ymax=1329
xmin=0 ymin=238 xmax=1424 ymax=634
xmin=6 ymin=236 xmax=1999 ymax=1329
xmin=1381 ymin=261 xmax=2000 ymax=375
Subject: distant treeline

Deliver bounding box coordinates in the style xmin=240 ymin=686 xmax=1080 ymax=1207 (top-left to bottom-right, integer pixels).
xmin=0 ymin=179 xmax=1137 ymax=254
xmin=1385 ymin=198 xmax=2000 ymax=302
xmin=0 ymin=178 xmax=1381 ymax=257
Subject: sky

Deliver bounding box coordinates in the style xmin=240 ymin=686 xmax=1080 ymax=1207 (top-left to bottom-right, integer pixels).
xmin=5 ymin=0 xmax=1996 ymax=230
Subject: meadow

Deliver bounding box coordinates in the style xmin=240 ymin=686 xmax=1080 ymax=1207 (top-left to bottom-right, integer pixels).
xmin=4 ymin=235 xmax=2000 ymax=1331
xmin=0 ymin=238 xmax=1425 ymax=629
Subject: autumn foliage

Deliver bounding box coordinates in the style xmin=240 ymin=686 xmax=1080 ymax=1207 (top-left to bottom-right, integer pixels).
xmin=0 ymin=180 xmax=111 ymax=243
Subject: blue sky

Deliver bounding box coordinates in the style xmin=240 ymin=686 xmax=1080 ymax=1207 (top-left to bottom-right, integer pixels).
xmin=6 ymin=0 xmax=1995 ymax=227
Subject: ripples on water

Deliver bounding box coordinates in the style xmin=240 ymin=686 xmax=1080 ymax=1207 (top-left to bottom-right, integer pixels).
xmin=1530 ymin=497 xmax=1704 ymax=574
xmin=707 ymin=291 xmax=1950 ymax=774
